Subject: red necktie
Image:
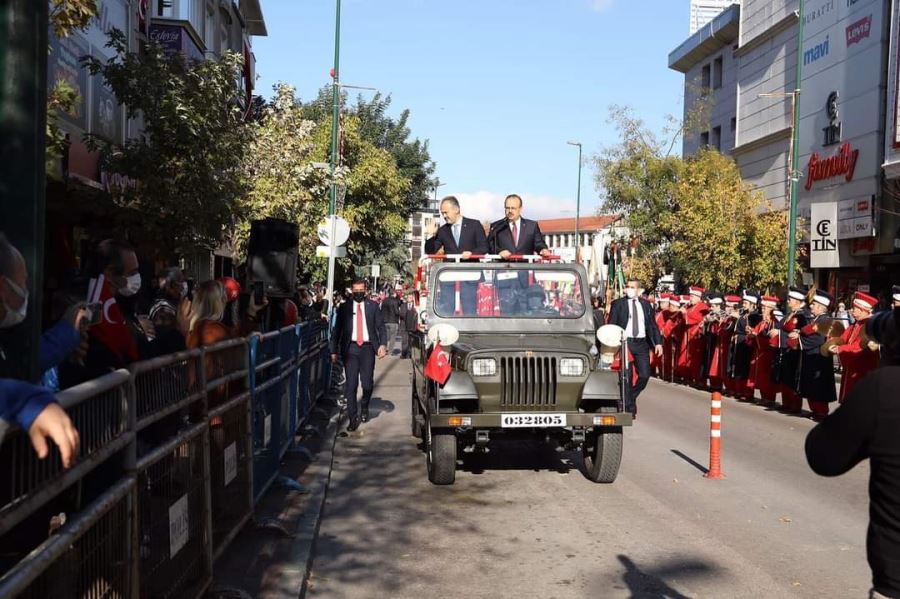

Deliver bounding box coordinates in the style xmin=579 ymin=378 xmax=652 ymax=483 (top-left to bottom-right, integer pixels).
xmin=511 ymin=222 xmax=518 ymax=248
xmin=356 ymin=303 xmax=364 ymax=346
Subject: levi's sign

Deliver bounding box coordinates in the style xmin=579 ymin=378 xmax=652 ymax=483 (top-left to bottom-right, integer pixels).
xmin=846 ymin=15 xmax=872 ymax=47
xmin=805 ymin=142 xmax=859 ymax=190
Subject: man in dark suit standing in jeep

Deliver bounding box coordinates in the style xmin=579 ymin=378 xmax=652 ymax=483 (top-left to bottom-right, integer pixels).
xmin=488 ymin=194 xmax=552 ymax=259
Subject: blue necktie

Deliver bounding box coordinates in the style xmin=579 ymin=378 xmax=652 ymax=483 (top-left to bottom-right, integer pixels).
xmin=453 ymin=223 xmax=461 ymax=246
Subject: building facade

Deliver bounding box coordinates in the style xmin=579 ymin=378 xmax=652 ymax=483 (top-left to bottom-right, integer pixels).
xmin=691 ymin=0 xmax=741 ymax=33
xmin=671 ymin=0 xmax=898 ymax=305
xmin=538 ymin=216 xmax=626 ymax=293
xmin=408 ymin=198 xmax=441 ymax=265
xmin=45 ymin=0 xmax=267 ymax=284
xmin=670 ymin=3 xmax=741 ymax=156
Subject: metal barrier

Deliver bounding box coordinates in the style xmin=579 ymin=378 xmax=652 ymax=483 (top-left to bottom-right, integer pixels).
xmin=0 ymin=321 xmax=333 ymax=598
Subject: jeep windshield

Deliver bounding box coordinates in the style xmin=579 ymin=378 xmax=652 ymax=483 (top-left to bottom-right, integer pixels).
xmin=433 ymin=267 xmax=585 ymax=318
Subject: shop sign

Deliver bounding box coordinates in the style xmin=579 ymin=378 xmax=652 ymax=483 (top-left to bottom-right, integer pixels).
xmin=805 ymin=142 xmax=859 ymax=190
xmin=804 ymin=35 xmax=831 ymax=66
xmin=48 ymin=33 xmax=89 ymax=130
xmin=838 ymin=196 xmax=874 ymax=239
xmin=822 ymin=91 xmax=841 ymax=147
xmin=811 ymin=202 xmax=841 ymax=268
xmin=846 ymin=15 xmax=872 ymax=47
xmin=148 ymin=23 xmax=203 ymax=62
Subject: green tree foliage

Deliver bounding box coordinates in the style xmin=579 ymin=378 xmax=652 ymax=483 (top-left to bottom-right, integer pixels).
xmin=240 ymin=84 xmax=409 ymax=284
xmin=82 ymin=30 xmax=251 ymax=250
xmin=46 ymin=0 xmax=98 ymax=176
xmin=595 ymin=106 xmax=795 ymax=292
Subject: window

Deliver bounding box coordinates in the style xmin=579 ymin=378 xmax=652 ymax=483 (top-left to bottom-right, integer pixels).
xmin=434 ymin=268 xmax=586 ymax=319
xmin=731 ymin=117 xmax=737 ymax=132
xmin=204 ymin=3 xmax=216 ymax=52
xmin=701 ymin=64 xmax=711 ymax=94
xmin=712 ymin=126 xmax=722 ymax=151
xmin=713 ymin=57 xmax=723 ymax=89
xmin=700 ymin=131 xmax=710 ymax=146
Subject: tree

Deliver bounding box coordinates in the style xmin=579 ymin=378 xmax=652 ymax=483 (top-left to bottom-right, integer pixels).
xmin=594 ymin=106 xmax=795 ymax=292
xmin=239 ymin=84 xmax=410 ymax=285
xmin=46 ymin=0 xmax=99 ymax=175
xmin=83 ymin=30 xmax=252 ymax=251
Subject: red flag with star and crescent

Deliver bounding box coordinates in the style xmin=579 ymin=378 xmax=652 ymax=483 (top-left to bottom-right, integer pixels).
xmin=425 ymin=342 xmax=452 ymax=385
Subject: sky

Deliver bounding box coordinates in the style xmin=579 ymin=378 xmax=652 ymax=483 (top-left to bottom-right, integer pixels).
xmin=252 ymin=0 xmax=690 ymax=223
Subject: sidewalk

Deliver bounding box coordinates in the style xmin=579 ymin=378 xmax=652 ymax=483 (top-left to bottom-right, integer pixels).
xmin=209 ymin=393 xmax=345 ymax=599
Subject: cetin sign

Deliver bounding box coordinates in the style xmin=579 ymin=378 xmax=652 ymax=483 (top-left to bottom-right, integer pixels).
xmin=810 ymin=202 xmax=840 ymax=268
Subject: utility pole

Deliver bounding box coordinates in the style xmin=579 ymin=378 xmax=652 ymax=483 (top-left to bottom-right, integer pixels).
xmin=325 ymin=0 xmax=342 ymax=321
xmin=787 ymin=0 xmax=806 ymax=286
xmin=567 ymin=141 xmax=582 ymax=262
xmin=0 ymin=0 xmax=49 ymax=381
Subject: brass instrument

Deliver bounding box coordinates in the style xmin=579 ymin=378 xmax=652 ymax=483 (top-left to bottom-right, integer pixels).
xmin=819 ymin=319 xmax=846 ymax=357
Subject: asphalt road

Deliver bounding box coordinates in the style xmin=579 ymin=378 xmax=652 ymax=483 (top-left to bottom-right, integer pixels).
xmin=306 ymin=357 xmax=872 ymax=599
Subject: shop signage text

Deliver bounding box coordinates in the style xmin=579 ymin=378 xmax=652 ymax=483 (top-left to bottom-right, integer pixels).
xmin=811 ymin=202 xmax=841 ymax=268
xmin=823 ymin=91 xmax=841 ymax=146
xmin=837 ymin=196 xmax=874 ymax=239
xmin=805 ymin=0 xmax=836 ymax=25
xmin=804 ymin=35 xmax=831 ymax=65
xmin=846 ymin=15 xmax=872 ymax=46
xmin=805 ymin=142 xmax=859 ymax=190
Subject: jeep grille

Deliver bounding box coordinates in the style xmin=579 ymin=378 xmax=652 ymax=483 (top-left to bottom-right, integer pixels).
xmin=500 ymin=356 xmax=557 ymax=407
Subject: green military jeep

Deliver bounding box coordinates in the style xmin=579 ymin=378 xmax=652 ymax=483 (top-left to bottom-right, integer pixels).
xmin=410 ymin=258 xmax=632 ymax=485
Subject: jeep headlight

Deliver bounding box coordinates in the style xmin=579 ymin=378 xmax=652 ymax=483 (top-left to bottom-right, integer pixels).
xmin=560 ymin=358 xmax=585 ymax=377
xmin=471 ymin=358 xmax=497 ymax=376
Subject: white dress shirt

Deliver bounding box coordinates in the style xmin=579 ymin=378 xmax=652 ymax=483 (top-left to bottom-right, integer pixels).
xmin=625 ymin=298 xmax=646 ymax=339
xmin=351 ymin=301 xmax=370 ymax=343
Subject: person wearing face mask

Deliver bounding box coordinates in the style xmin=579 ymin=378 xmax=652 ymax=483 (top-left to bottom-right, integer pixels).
xmin=149 ymin=267 xmax=191 ymax=354
xmin=607 ymin=279 xmax=663 ymax=415
xmin=330 ymin=279 xmax=388 ymax=431
xmin=0 ymin=233 xmax=81 ymax=468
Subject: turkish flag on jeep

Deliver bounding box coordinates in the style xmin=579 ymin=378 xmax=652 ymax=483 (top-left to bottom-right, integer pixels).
xmin=425 ymin=342 xmax=452 ymax=385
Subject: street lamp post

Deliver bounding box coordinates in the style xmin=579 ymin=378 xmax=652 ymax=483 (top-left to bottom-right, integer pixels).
xmin=325 ymin=0 xmax=342 ymax=322
xmin=759 ymin=1 xmax=805 ymax=286
xmin=787 ymin=0 xmax=806 ymax=287
xmin=567 ymin=141 xmax=583 ymax=262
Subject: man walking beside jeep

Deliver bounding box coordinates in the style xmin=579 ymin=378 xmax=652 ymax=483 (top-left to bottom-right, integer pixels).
xmin=331 ymin=280 xmax=388 ymax=431
xmin=607 ymin=279 xmax=663 ymax=415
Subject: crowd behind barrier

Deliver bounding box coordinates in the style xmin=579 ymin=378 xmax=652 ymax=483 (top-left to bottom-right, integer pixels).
xmin=0 ymin=320 xmax=331 ymax=599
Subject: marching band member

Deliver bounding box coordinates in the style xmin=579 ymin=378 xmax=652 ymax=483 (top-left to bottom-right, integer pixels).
xmin=727 ymin=292 xmax=761 ymax=401
xmin=663 ymin=294 xmax=682 ymax=382
xmin=653 ymin=294 xmax=672 ymax=378
xmin=703 ymin=295 xmax=726 ymax=391
xmin=684 ymin=286 xmax=711 ymax=388
xmin=748 ymin=295 xmax=779 ymax=406
xmin=792 ymin=290 xmax=837 ymax=421
xmin=829 ymin=291 xmax=880 ymax=403
xmin=720 ymin=295 xmax=740 ymax=396
xmin=772 ymin=286 xmax=809 ymax=414
xmin=674 ymin=295 xmax=691 ymax=383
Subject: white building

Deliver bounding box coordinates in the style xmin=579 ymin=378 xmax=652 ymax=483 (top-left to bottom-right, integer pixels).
xmin=690 ymin=0 xmax=740 ymax=33
xmin=671 ymin=0 xmax=898 ymax=304
xmin=538 ymin=215 xmax=626 ymax=291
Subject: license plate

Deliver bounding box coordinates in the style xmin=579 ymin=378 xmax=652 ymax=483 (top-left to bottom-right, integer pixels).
xmin=500 ymin=413 xmax=566 ymax=428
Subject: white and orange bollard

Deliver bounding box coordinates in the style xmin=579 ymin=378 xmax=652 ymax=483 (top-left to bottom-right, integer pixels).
xmin=705 ymin=391 xmax=725 ymax=479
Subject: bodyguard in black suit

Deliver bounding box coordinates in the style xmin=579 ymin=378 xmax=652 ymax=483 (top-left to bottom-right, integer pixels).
xmin=607 ymin=279 xmax=663 ymax=413
xmin=488 ymin=194 xmax=551 ymax=258
xmin=330 ymin=280 xmax=388 ymax=431
xmin=399 ymin=292 xmax=418 ymax=359
xmin=423 ymin=196 xmax=489 ymax=257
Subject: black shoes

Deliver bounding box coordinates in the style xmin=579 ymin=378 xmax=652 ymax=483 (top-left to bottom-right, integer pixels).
xmin=361 ymin=407 xmax=370 ymax=423
xmin=347 ymin=417 xmax=360 ymax=432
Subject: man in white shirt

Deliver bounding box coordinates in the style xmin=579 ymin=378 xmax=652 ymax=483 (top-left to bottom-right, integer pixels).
xmin=331 ymin=280 xmax=388 ymax=431
xmin=607 ymin=279 xmax=663 ymax=414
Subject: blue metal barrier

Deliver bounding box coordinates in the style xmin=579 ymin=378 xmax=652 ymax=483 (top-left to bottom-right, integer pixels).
xmin=0 ymin=319 xmax=334 ymax=598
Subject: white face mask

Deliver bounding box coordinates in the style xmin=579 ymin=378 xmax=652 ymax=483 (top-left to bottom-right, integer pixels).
xmin=119 ymin=273 xmax=142 ymax=297
xmin=625 ymin=288 xmax=637 ymax=299
xmin=0 ymin=277 xmax=28 ymax=328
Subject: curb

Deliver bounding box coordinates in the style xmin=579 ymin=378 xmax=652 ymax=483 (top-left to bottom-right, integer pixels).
xmin=293 ymin=405 xmax=345 ymax=598
xmin=209 ymin=399 xmax=346 ymax=599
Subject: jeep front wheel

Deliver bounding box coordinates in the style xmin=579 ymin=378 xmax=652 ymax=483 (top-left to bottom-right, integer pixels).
xmin=582 ymin=426 xmax=623 ymax=484
xmin=426 ymin=426 xmax=457 ymax=485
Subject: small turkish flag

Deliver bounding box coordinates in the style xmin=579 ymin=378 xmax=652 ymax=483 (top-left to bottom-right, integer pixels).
xmin=425 ymin=342 xmax=452 ymax=385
